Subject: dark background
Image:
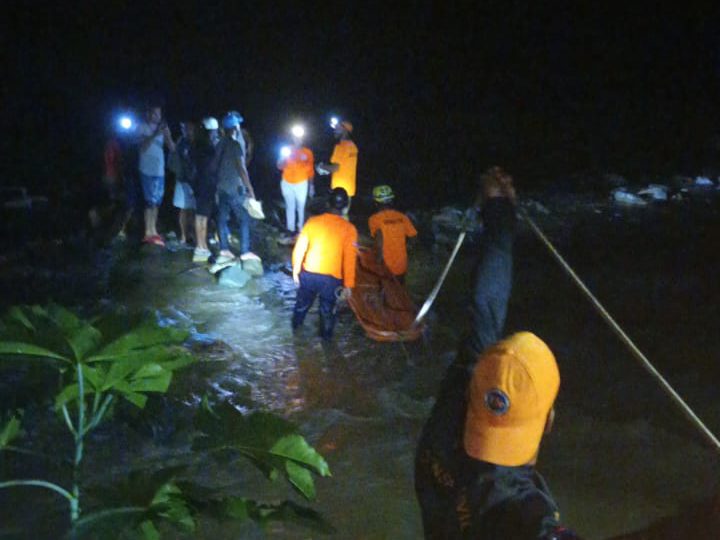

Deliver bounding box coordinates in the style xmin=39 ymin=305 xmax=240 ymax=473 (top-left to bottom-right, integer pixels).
xmin=3 ymin=2 xmax=720 ymax=207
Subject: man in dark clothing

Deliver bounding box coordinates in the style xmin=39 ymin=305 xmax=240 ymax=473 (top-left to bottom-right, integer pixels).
xmin=415 ymin=167 xmax=580 ymax=539
xmin=214 ymin=111 xmax=258 ymax=263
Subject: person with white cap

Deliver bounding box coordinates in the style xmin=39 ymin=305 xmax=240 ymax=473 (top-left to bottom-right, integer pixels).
xmin=414 ymin=167 xmax=581 ymax=539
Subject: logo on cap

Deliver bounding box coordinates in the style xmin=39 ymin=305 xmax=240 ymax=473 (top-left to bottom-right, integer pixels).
xmin=484 ymin=388 xmax=510 ymax=415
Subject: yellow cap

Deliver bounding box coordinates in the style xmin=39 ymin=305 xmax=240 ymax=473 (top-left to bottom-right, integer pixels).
xmin=464 ymin=332 xmax=560 ymax=466
xmin=340 ymin=120 xmax=353 ymax=133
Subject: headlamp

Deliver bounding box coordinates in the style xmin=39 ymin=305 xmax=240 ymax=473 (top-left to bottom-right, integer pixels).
xmin=290 ymin=124 xmax=305 ymax=139
xmin=330 ymin=116 xmax=339 ymax=129
xmin=118 ymin=115 xmax=134 ymax=131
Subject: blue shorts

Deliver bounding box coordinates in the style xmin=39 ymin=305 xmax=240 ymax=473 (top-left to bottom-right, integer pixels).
xmin=140 ymin=173 xmax=165 ymax=207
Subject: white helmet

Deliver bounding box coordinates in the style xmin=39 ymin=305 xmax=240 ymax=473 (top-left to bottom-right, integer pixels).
xmin=202 ymin=116 xmax=219 ymax=130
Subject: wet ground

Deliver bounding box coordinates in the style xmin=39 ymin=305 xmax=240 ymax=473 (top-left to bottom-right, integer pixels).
xmin=1 ymin=191 xmax=720 ymax=539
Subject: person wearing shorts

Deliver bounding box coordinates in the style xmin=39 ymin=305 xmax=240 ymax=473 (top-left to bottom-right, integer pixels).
xmin=191 ymin=117 xmax=220 ymax=262
xmin=137 ymin=102 xmax=175 ymax=247
xmin=170 ymin=121 xmax=197 ymax=245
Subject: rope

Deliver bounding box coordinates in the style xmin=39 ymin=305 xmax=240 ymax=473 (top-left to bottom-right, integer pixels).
xmin=413 ymin=230 xmax=467 ymax=325
xmin=520 ymin=206 xmax=720 ymax=453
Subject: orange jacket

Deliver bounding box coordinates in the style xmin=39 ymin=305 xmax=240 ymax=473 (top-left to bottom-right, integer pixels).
xmin=330 ymin=140 xmax=358 ymax=196
xmin=369 ymin=209 xmax=417 ymax=275
xmin=292 ymin=213 xmax=358 ymax=287
xmin=280 ymin=147 xmax=314 ymax=184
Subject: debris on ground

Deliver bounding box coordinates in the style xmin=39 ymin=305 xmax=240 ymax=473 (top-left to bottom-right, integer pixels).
xmin=611 ymin=188 xmax=648 ymax=206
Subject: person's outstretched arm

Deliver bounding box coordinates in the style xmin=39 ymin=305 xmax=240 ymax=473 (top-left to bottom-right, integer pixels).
xmin=465 ymin=175 xmax=517 ymax=359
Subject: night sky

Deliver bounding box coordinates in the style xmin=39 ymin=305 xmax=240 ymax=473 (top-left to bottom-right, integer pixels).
xmin=4 ymin=2 xmax=720 ymax=205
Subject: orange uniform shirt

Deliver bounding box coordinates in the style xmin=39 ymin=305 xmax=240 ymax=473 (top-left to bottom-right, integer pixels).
xmin=330 ymin=140 xmax=358 ymax=197
xmin=281 ymin=147 xmax=314 ymax=184
xmin=368 ymin=209 xmax=417 ymax=276
xmin=292 ymin=213 xmax=358 ymax=287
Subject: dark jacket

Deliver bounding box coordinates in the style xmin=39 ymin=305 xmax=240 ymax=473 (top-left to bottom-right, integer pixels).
xmin=415 ymin=197 xmax=579 ymax=539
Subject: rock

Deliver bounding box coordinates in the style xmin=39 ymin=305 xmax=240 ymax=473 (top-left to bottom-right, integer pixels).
xmin=242 ymin=258 xmax=264 ymax=277
xmin=217 ymin=265 xmax=251 ymax=288
xmin=637 ymin=184 xmax=669 ymax=201
xmin=694 ymin=176 xmax=714 ymax=187
xmin=611 ymin=188 xmax=648 ymax=206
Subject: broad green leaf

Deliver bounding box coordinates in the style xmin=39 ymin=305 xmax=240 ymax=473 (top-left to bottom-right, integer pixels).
xmin=81 ymin=364 xmax=104 ymax=391
xmin=130 ymin=364 xmax=172 ymax=393
xmin=46 ymin=304 xmax=102 ymax=360
xmin=221 ymin=497 xmax=251 ymax=520
xmin=285 ymin=460 xmax=316 ymax=499
xmin=209 ymin=498 xmax=335 ymax=534
xmin=193 ymin=404 xmax=330 ymax=496
xmin=6 ymin=306 xmax=35 ymax=331
xmin=54 ymin=377 xmax=100 ymax=411
xmin=0 ymin=413 xmax=22 ymax=448
xmin=118 ymin=390 xmax=148 ymax=408
xmin=150 ymin=482 xmax=195 ymax=533
xmin=55 ymin=384 xmax=80 ymax=410
xmin=66 ymin=324 xmax=102 ymax=362
xmin=139 ymin=519 xmax=161 ymax=540
xmin=86 ymin=466 xmax=189 ymax=508
xmin=271 ymin=434 xmax=331 ymax=477
xmin=0 ymin=341 xmax=69 ymax=364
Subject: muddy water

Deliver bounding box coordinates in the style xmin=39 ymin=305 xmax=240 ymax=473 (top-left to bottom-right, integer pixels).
xmin=3 ymin=195 xmax=720 ymax=539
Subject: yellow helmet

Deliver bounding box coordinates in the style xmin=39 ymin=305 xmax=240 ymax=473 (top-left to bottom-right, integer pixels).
xmin=373 ymin=185 xmax=394 ymax=203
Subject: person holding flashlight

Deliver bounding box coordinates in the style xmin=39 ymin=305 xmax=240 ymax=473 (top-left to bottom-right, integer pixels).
xmin=317 ymin=118 xmax=358 ymax=218
xmin=277 ymin=124 xmax=314 ymax=238
xmin=137 ymin=101 xmax=175 ymax=247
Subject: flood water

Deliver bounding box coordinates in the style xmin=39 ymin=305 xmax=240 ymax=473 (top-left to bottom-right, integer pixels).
xmin=2 ymin=192 xmax=720 ymax=539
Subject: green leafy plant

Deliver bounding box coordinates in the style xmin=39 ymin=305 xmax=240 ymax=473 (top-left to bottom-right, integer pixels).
xmin=0 ymin=304 xmax=193 ymax=523
xmin=0 ymin=306 xmax=334 ymax=538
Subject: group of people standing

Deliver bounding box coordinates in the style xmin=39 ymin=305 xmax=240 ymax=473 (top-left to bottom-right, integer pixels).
xmin=104 ymin=102 xmax=581 ymax=537
xmin=104 ymin=102 xmax=258 ymax=263
xmin=276 ymin=119 xmax=358 ymax=238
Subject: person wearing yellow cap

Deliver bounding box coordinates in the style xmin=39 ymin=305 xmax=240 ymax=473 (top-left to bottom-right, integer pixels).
xmin=292 ymin=187 xmax=358 ymax=340
xmin=368 ymin=185 xmax=417 ymax=283
xmin=415 ymin=167 xmax=580 ymax=539
xmin=316 ymin=118 xmax=358 ymax=217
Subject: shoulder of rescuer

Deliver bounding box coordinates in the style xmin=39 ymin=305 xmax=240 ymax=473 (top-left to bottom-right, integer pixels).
xmin=292 ymin=214 xmax=358 ymax=286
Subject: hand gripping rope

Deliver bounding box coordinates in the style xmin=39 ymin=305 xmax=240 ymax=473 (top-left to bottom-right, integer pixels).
xmin=520 ymin=206 xmax=720 ymax=454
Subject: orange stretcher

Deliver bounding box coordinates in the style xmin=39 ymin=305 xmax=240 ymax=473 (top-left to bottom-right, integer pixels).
xmin=348 ymin=248 xmax=425 ymax=342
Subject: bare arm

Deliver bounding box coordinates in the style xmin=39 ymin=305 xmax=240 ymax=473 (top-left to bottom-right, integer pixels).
xmin=292 ymin=231 xmax=309 ymax=285
xmin=235 ymin=156 xmax=255 ymax=199
xmin=163 ymin=126 xmax=176 ymax=153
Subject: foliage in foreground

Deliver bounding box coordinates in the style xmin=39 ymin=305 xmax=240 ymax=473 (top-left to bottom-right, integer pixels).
xmin=0 ymin=305 xmax=333 ymax=538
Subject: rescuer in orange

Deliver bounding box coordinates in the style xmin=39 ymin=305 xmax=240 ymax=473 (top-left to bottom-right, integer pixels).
xmin=292 ymin=187 xmax=357 ymax=340
xmin=368 ymin=185 xmax=417 ymax=283
xmin=277 ymin=124 xmax=314 ymax=235
xmin=317 ymin=118 xmax=358 ymax=216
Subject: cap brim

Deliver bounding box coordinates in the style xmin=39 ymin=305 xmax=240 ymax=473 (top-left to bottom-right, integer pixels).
xmin=464 ymin=405 xmax=546 ymax=466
